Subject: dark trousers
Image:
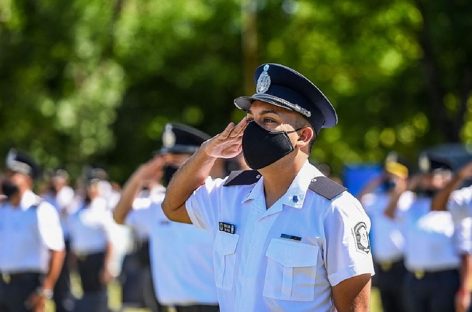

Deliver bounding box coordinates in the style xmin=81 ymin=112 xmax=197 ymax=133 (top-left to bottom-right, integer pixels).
xmin=74 ymin=251 xmax=108 ymax=312
xmin=120 ymin=240 xmax=163 ymax=312
xmin=174 ymin=305 xmax=219 ymax=312
xmin=374 ymin=259 xmax=408 ymax=312
xmin=54 ymin=240 xmax=74 ymax=312
xmin=404 ymin=269 xmax=459 ymax=312
xmin=0 ymin=272 xmax=42 ymax=312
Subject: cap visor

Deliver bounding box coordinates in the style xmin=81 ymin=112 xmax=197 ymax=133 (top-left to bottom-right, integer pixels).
xmin=234 ymin=94 xmax=295 ymax=112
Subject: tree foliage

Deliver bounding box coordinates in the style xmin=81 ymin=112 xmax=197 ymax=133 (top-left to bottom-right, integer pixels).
xmin=0 ymin=0 xmax=471 ymax=182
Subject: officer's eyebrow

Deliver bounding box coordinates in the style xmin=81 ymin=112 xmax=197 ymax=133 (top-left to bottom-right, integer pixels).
xmin=248 ymin=108 xmax=281 ymax=116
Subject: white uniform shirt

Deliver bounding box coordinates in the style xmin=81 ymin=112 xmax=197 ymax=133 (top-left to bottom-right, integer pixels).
xmin=403 ymin=196 xmax=461 ymax=271
xmin=186 ymin=161 xmax=374 ymax=312
xmin=0 ymin=190 xmax=64 ymax=273
xmin=126 ymin=190 xmax=218 ymax=306
xmin=361 ymin=192 xmax=413 ymax=262
xmin=448 ymin=185 xmax=472 ymax=220
xmin=68 ymin=197 xmax=114 ymax=254
xmin=455 ymin=217 xmax=472 ymax=254
xmin=43 ymin=186 xmax=75 ymax=238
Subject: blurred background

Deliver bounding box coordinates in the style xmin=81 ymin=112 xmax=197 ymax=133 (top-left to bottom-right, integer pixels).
xmin=2 ymin=1 xmax=472 ymax=312
xmin=1 ymin=0 xmax=471 ymax=183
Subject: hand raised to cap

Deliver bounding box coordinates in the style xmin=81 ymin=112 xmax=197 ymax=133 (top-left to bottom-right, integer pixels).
xmin=134 ymin=154 xmax=165 ymax=184
xmin=407 ymin=174 xmax=422 ymax=191
xmin=458 ymin=161 xmax=472 ymax=180
xmin=202 ymin=117 xmax=248 ymax=159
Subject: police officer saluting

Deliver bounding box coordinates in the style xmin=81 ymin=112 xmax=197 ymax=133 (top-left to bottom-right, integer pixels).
xmin=0 ymin=149 xmax=65 ymax=312
xmin=162 ymin=63 xmax=374 ymax=311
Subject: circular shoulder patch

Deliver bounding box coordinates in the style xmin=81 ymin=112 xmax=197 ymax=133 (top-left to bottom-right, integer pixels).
xmin=353 ymin=222 xmax=370 ymax=254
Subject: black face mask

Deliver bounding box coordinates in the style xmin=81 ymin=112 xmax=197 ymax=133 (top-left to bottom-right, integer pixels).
xmin=242 ymin=121 xmax=301 ymax=170
xmin=163 ymin=165 xmax=179 ymax=186
xmin=416 ymin=188 xmax=437 ymax=198
xmin=382 ymin=179 xmax=396 ymax=192
xmin=1 ymin=179 xmax=19 ymax=200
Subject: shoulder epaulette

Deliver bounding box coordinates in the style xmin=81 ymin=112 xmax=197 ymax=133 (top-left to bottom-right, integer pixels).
xmin=308 ymin=176 xmax=346 ymax=200
xmin=223 ymin=170 xmax=261 ymax=187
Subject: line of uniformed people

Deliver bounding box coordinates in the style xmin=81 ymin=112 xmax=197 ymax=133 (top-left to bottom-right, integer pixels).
xmin=3 ymin=144 xmax=472 ymax=312
xmin=0 ymin=122 xmax=246 ymax=312
xmin=359 ymin=150 xmax=472 ymax=312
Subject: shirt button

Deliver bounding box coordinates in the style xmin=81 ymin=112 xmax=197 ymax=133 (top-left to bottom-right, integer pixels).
xmin=292 ymin=195 xmax=298 ymax=203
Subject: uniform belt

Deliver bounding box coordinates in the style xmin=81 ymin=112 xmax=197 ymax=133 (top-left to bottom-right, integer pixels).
xmin=376 ymin=258 xmax=403 ymax=272
xmin=1 ymin=272 xmax=42 ymax=284
xmin=408 ymin=268 xmax=458 ymax=280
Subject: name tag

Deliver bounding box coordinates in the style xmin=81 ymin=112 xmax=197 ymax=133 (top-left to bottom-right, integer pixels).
xmin=219 ymin=222 xmax=236 ymax=234
xmin=280 ymin=233 xmax=302 ymax=241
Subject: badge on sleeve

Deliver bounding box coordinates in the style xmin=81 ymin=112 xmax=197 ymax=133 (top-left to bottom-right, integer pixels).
xmin=353 ymin=222 xmax=370 ymax=254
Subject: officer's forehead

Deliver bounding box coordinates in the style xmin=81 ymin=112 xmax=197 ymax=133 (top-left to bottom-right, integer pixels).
xmin=248 ymin=101 xmax=293 ymax=115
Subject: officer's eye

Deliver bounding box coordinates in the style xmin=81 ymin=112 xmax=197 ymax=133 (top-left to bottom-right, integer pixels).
xmin=262 ymin=117 xmax=276 ymax=124
xmin=246 ymin=117 xmax=254 ymax=122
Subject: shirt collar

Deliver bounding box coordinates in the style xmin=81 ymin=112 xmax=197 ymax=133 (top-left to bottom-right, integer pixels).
xmin=20 ymin=190 xmax=40 ymax=210
xmin=242 ymin=160 xmax=324 ymax=209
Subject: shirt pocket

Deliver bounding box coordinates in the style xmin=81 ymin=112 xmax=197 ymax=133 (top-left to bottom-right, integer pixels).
xmin=214 ymin=231 xmax=239 ymax=290
xmin=263 ymin=238 xmax=318 ymax=301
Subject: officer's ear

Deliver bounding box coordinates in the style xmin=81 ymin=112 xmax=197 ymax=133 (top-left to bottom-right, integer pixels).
xmin=296 ymin=127 xmax=314 ymax=147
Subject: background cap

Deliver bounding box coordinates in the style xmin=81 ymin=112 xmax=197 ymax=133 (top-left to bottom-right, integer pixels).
xmin=159 ymin=123 xmax=211 ymax=154
xmin=384 ymin=151 xmax=410 ymax=178
xmin=234 ymin=63 xmax=337 ymax=134
xmin=418 ymin=152 xmax=453 ymax=173
xmin=5 ymin=148 xmax=40 ymax=179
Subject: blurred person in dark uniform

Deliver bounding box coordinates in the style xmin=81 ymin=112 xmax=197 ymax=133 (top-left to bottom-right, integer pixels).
xmin=0 ymin=149 xmax=65 ymax=312
xmin=358 ymin=152 xmax=413 ymax=312
xmin=68 ymin=175 xmax=115 ymax=312
xmin=114 ymin=123 xmax=219 ymax=312
xmin=42 ymin=169 xmax=75 ymax=312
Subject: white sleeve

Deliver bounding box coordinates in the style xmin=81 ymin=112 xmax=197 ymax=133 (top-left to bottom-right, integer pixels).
xmin=185 ymin=177 xmax=225 ymax=231
xmin=449 ymin=186 xmax=472 ymax=220
xmin=323 ymin=193 xmax=375 ymax=286
xmin=455 ymin=217 xmax=472 ymax=255
xmin=37 ymin=202 xmax=65 ymax=251
xmin=101 ymin=210 xmax=118 ymax=242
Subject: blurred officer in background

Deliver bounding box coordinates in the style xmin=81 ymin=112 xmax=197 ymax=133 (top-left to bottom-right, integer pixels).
xmin=119 ymin=173 xmax=165 ymax=312
xmin=68 ymin=175 xmax=115 ymax=312
xmin=432 ymin=160 xmax=472 ymax=219
xmin=431 ymin=160 xmax=472 ymax=312
xmin=390 ymin=154 xmax=465 ymax=312
xmin=114 ymin=123 xmax=219 ymax=312
xmin=0 ymin=149 xmax=65 ymax=312
xmin=42 ymin=169 xmax=75 ymax=312
xmin=358 ymin=152 xmax=413 ymax=312
xmin=162 ymin=63 xmax=374 ymax=311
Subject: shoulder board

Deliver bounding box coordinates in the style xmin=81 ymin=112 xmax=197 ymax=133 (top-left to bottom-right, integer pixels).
xmin=308 ymin=176 xmax=346 ymax=200
xmin=223 ymin=170 xmax=261 ymax=187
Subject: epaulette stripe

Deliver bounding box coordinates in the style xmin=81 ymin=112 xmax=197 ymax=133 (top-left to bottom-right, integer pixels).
xmin=224 ymin=170 xmax=261 ymax=186
xmin=309 ymin=176 xmax=346 ymax=200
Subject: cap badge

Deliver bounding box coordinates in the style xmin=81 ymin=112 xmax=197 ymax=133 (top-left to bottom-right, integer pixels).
xmin=419 ymin=154 xmax=430 ymax=173
xmin=162 ymin=124 xmax=176 ymax=148
xmin=256 ymin=64 xmax=271 ymax=94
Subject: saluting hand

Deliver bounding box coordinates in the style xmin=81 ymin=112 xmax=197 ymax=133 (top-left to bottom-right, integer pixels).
xmin=202 ymin=117 xmax=248 ymax=159
xmin=459 ymin=161 xmax=472 ymax=180
xmin=133 ymin=154 xmax=165 ymax=184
